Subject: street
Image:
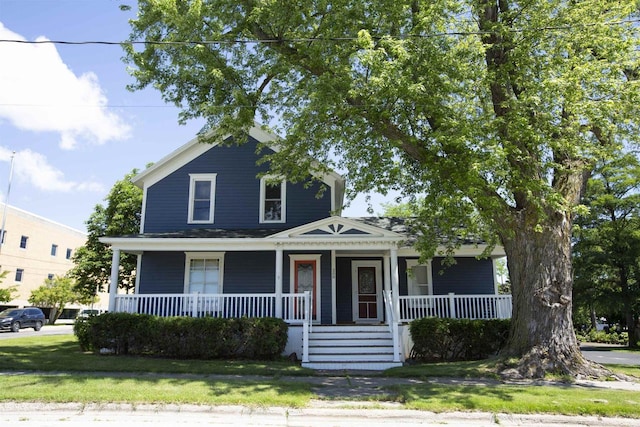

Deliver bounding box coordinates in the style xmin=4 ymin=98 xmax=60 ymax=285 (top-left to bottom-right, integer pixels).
xmin=0 ymin=324 xmax=74 ymax=339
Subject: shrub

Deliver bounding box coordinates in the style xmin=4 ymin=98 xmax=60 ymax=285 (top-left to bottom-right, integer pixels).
xmin=409 ymin=317 xmax=510 ymax=362
xmin=74 ymin=313 xmax=288 ymax=360
xmin=576 ymin=329 xmax=629 ymax=346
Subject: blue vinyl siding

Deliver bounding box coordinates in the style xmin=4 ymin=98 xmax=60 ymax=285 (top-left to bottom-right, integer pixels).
xmin=143 ymin=137 xmax=332 ymax=232
xmin=139 ymin=252 xmax=186 ymax=294
xmin=430 ymin=257 xmax=495 ymax=295
xmin=336 ymin=258 xmax=353 ymax=323
xmin=224 ymin=252 xmax=275 ymax=293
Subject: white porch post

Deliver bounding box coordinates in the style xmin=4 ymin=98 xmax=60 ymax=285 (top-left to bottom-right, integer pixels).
xmin=383 ymin=254 xmax=391 ymax=294
xmin=390 ymin=247 xmax=401 ymax=362
xmin=390 ymin=247 xmax=400 ymax=318
xmin=275 ymin=248 xmax=283 ymax=318
xmin=331 ymin=249 xmax=337 ymax=324
xmin=108 ymin=248 xmax=120 ymax=312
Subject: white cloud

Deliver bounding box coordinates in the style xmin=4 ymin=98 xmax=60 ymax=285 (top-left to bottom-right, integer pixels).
xmin=0 ymin=147 xmax=104 ymax=193
xmin=0 ymin=22 xmax=131 ymax=149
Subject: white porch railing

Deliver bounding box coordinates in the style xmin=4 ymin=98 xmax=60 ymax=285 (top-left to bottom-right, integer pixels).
xmin=398 ymin=293 xmax=512 ymax=323
xmin=114 ymin=293 xmax=310 ymax=324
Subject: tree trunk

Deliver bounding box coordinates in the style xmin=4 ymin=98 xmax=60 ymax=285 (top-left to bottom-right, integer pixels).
xmin=499 ymin=210 xmax=611 ymax=379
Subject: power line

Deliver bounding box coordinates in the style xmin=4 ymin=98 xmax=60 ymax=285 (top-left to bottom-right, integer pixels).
xmin=0 ymin=18 xmax=638 ymax=47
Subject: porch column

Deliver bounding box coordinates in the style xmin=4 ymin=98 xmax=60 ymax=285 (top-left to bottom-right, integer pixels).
xmin=108 ymin=248 xmax=120 ymax=312
xmin=331 ymin=249 xmax=337 ymax=324
xmin=383 ymin=254 xmax=391 ymax=292
xmin=275 ymin=247 xmax=283 ymax=318
xmin=390 ymin=247 xmax=401 ymax=363
xmin=390 ymin=247 xmax=400 ymax=318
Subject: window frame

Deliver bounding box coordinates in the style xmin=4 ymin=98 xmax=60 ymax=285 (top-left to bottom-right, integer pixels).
xmin=66 ymin=248 xmax=72 ymax=259
xmin=259 ymin=177 xmax=286 ymax=224
xmin=183 ymin=252 xmax=225 ymax=294
xmin=51 ymin=244 xmax=58 ymax=257
xmin=187 ymin=173 xmax=217 ymax=224
xmin=15 ymin=268 xmax=24 ymax=283
xmin=406 ymin=259 xmax=433 ymax=296
xmin=19 ymin=235 xmax=28 ymax=249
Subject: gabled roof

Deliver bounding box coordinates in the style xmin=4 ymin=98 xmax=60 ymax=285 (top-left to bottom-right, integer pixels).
xmin=132 ymin=123 xmax=345 ymax=211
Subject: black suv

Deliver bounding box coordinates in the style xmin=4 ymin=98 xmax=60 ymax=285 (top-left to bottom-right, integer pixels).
xmin=0 ymin=308 xmax=46 ymax=332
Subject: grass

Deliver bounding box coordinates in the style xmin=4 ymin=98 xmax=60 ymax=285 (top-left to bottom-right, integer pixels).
xmin=1 ymin=334 xmax=639 ymax=417
xmin=0 ymin=335 xmax=313 ymax=376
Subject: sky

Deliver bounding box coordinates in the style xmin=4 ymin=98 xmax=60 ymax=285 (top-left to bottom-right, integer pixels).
xmin=0 ymin=0 xmax=395 ymax=233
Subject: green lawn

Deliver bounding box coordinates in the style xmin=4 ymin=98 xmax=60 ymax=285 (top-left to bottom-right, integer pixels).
xmin=1 ymin=334 xmax=639 ymax=417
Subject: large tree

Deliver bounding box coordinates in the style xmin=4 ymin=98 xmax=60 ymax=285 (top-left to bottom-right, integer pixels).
xmin=71 ymin=169 xmax=142 ymax=300
xmin=123 ymin=0 xmax=640 ymax=377
xmin=573 ymin=153 xmax=640 ymax=347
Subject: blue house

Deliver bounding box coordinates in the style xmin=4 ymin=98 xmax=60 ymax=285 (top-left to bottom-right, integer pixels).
xmin=102 ymin=124 xmax=509 ymax=370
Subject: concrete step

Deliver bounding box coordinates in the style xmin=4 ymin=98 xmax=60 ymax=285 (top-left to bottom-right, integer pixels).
xmin=303 ymin=361 xmax=403 ymax=370
xmin=308 ymin=353 xmax=397 ymax=362
xmin=309 ymin=346 xmax=394 ymax=355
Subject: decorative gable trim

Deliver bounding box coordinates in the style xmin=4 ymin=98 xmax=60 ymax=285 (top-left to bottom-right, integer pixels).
xmin=268 ymin=216 xmax=403 ymax=240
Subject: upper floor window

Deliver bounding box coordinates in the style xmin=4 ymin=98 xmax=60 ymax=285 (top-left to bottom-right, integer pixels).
xmin=15 ymin=268 xmax=24 ymax=282
xmin=188 ymin=174 xmax=216 ymax=224
xmin=260 ymin=178 xmax=286 ymax=223
xmin=66 ymin=248 xmax=72 ymax=259
xmin=20 ymin=235 xmax=28 ymax=249
xmin=51 ymin=244 xmax=58 ymax=256
xmin=1 ymin=231 xmax=7 ymax=244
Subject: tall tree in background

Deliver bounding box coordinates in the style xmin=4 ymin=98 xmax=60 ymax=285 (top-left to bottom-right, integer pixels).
xmin=123 ymin=1 xmax=640 ymax=377
xmin=573 ymin=154 xmax=640 ymax=347
xmin=71 ymin=169 xmax=142 ymax=300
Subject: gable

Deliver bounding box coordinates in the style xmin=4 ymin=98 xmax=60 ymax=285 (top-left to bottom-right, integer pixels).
xmin=133 ymin=123 xmax=345 ymax=210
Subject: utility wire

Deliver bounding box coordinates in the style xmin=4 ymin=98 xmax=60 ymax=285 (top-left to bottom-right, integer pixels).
xmin=0 ymin=18 xmax=638 ymax=46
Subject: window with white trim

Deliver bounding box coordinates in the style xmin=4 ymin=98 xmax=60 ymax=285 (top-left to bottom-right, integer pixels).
xmin=188 ymin=174 xmax=216 ymax=223
xmin=406 ymin=259 xmax=433 ymax=296
xmin=184 ymin=252 xmax=225 ymax=294
xmin=260 ymin=177 xmax=286 ymax=223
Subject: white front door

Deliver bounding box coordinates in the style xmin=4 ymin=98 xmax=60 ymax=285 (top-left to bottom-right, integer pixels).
xmin=351 ymin=260 xmax=383 ymax=323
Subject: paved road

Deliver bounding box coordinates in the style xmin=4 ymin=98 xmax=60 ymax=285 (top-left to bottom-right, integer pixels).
xmin=0 ymin=324 xmax=74 ymax=339
xmin=580 ymin=343 xmax=640 ymax=366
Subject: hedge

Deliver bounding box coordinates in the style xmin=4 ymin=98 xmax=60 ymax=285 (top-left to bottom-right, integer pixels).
xmin=409 ymin=317 xmax=510 ymax=362
xmin=74 ymin=312 xmax=288 ymax=360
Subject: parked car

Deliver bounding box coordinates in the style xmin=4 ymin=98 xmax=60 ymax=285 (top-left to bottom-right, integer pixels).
xmin=0 ymin=308 xmax=46 ymax=332
xmin=76 ymin=309 xmax=102 ymax=320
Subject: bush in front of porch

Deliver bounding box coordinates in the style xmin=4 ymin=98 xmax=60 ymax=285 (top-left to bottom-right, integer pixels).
xmin=409 ymin=317 xmax=510 ymax=362
xmin=74 ymin=313 xmax=288 ymax=360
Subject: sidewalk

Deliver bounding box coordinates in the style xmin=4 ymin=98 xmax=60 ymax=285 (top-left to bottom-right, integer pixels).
xmin=1 ymin=400 xmax=640 ymax=427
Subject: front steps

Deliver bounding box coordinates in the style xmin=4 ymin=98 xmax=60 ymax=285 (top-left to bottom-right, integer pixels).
xmin=302 ymin=324 xmax=403 ymax=371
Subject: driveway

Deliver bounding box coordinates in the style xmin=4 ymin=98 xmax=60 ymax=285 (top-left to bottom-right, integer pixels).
xmin=580 ymin=342 xmax=640 ymax=366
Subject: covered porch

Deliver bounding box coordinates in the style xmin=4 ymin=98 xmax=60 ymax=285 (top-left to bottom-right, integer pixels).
xmin=102 ymin=217 xmax=510 ymax=369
